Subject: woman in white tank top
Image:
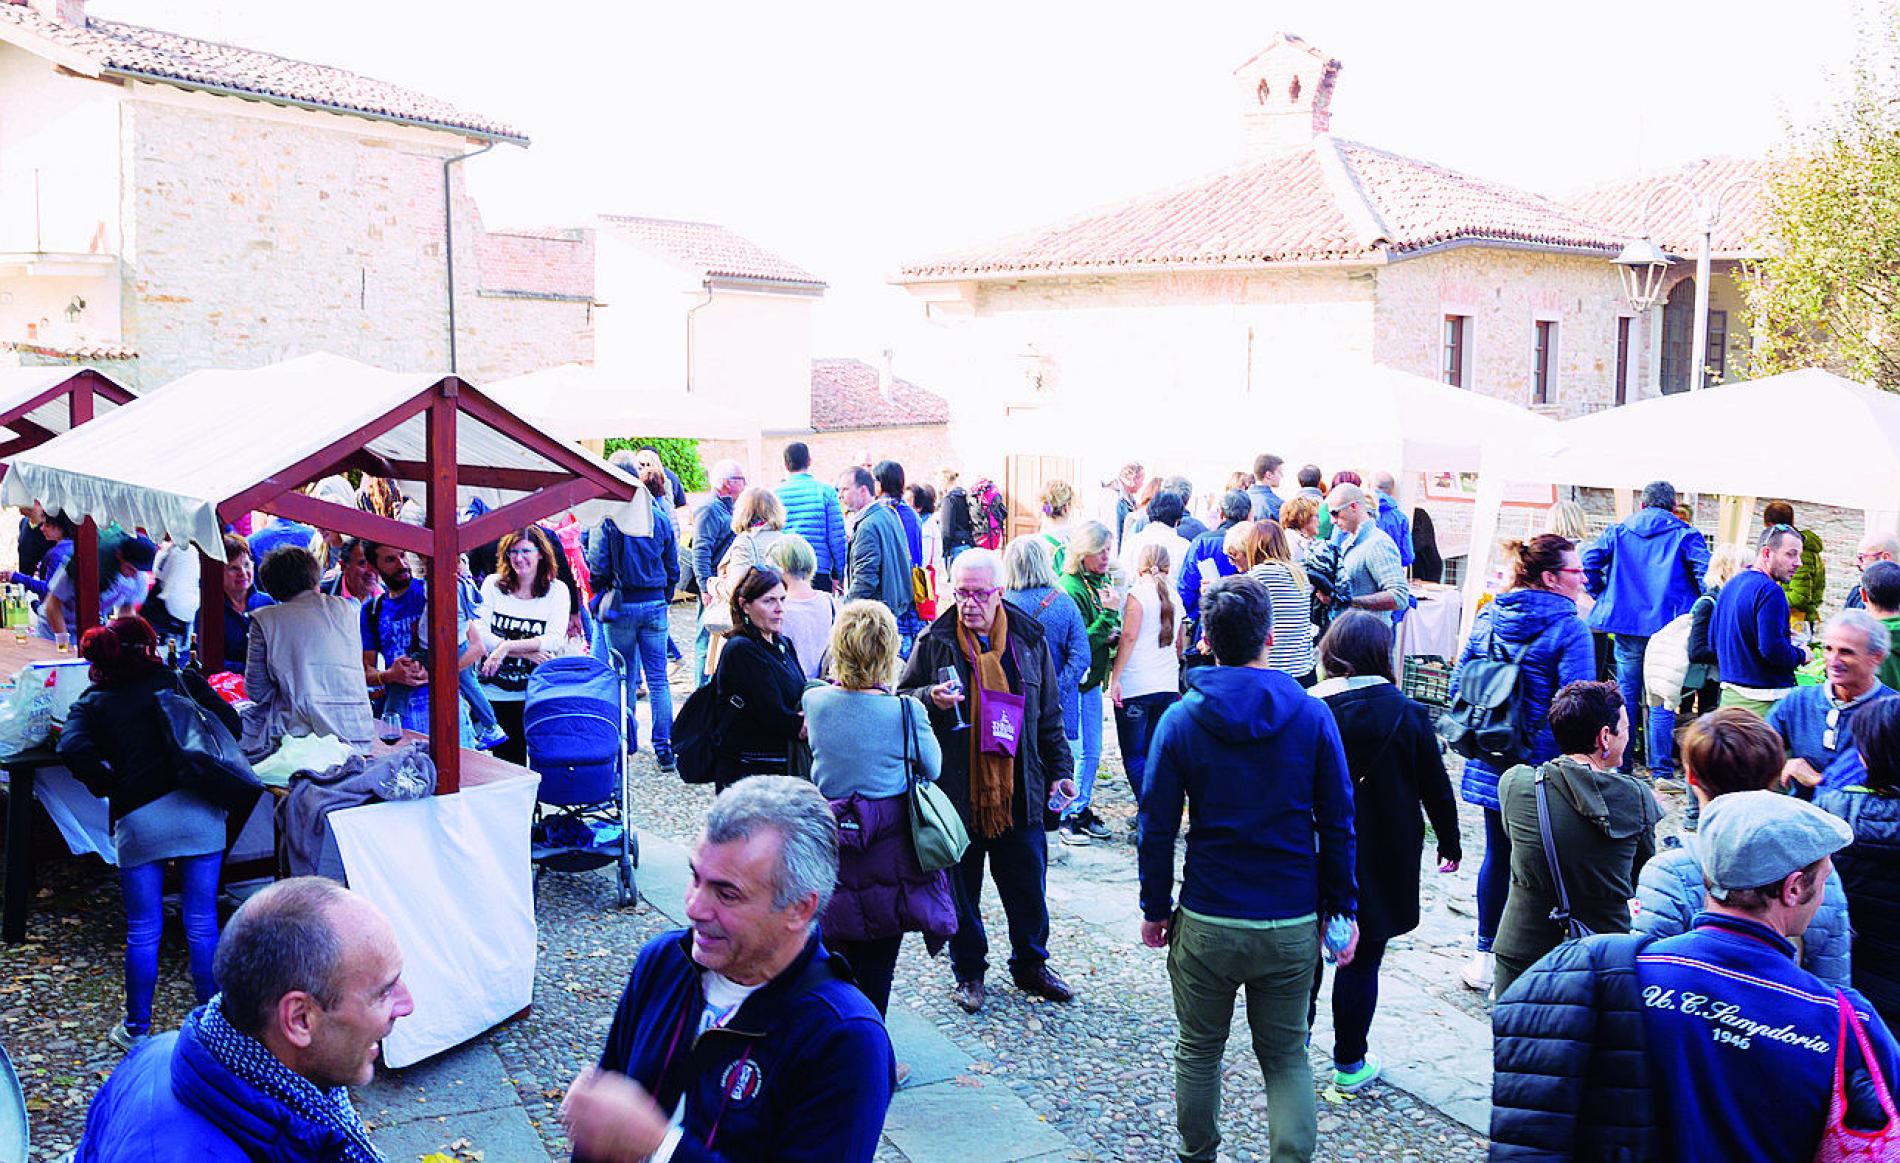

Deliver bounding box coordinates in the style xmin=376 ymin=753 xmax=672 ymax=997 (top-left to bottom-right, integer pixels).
xmin=1109 ymin=542 xmax=1184 ymax=817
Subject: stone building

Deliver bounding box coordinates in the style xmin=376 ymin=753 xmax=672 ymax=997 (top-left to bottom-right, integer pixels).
xmin=0 ymin=0 xmax=589 ymax=390
xmin=894 ymin=32 xmax=1767 ymax=560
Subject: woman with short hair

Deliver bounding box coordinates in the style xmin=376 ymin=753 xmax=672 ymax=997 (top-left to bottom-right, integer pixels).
xmin=1277 ymin=495 xmax=1322 ymax=563
xmin=708 ymin=565 xmax=807 ymax=791
xmin=478 ymin=525 xmax=572 ymax=764
xmin=1224 ymin=520 xmax=1316 ymax=685
xmin=1310 ymin=611 xmax=1462 ymax=1092
xmin=769 ymin=533 xmax=838 ymax=681
xmin=1002 ymin=536 xmax=1088 ymax=744
xmin=1056 ymin=521 xmax=1122 ymax=843
xmin=807 ymin=600 xmax=954 ymax=1017
xmin=1492 ymin=680 xmax=1663 ymax=1000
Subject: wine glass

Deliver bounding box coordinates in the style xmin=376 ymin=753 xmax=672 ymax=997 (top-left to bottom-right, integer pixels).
xmin=935 ymin=665 xmax=967 ymax=730
xmin=378 ymin=711 xmax=404 ymax=745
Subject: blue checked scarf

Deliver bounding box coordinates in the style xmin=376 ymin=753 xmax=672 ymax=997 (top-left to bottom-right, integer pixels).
xmin=191 ymin=995 xmax=385 ymax=1163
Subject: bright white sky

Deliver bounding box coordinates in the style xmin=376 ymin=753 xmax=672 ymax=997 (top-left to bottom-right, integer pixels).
xmin=91 ymin=0 xmax=1860 ymax=371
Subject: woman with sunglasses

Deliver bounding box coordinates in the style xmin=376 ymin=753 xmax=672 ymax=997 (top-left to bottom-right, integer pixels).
xmin=1449 ymin=533 xmax=1594 ymax=995
xmin=708 ymin=564 xmax=807 ymax=792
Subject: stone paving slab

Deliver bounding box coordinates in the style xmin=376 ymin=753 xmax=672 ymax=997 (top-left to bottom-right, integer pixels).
xmin=879 ymin=1075 xmax=1070 ymax=1163
xmin=370 ymin=1103 xmax=553 ymax=1162
xmin=362 ymin=1040 xmax=551 ymax=1161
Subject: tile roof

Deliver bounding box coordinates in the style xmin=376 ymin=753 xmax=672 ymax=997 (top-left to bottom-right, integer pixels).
xmin=2 ymin=339 xmax=137 ymax=360
xmin=0 ymin=3 xmax=525 ymax=142
xmin=896 ymin=136 xmax=1624 ymax=280
xmin=1562 ymin=156 xmax=1771 ymax=259
xmin=598 ymin=216 xmax=825 ymax=289
xmin=810 ymin=359 xmax=950 ymax=432
xmin=476 ymin=228 xmax=596 ymax=300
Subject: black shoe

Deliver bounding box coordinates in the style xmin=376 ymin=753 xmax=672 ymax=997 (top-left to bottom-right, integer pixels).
xmin=1012 ymin=965 xmax=1074 ymax=1003
xmin=951 ymin=978 xmax=985 ymax=1013
xmin=1080 ymin=810 xmax=1111 ymax=840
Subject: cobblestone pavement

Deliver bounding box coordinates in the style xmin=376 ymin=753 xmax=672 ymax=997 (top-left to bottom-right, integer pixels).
xmin=0 ymin=601 xmax=1696 ymax=1160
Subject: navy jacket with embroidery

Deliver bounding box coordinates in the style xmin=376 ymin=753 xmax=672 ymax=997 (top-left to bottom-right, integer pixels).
xmin=584 ymin=928 xmax=894 ymax=1163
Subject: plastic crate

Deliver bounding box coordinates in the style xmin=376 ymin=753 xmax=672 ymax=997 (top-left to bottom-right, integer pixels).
xmin=1402 ymin=655 xmax=1454 ymax=707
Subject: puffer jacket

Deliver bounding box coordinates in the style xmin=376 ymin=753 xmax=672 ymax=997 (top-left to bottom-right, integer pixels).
xmin=1450 ymin=588 xmax=1594 ymax=812
xmin=822 ymin=793 xmax=957 ymax=953
xmin=1784 ymin=527 xmax=1827 ymax=622
xmin=1816 ymin=784 xmax=1900 ymax=1024
xmin=1581 ymin=506 xmax=1710 ymax=637
xmin=1632 ymin=833 xmax=1853 ymax=986
xmin=1490 ymin=932 xmax=1663 ymax=1161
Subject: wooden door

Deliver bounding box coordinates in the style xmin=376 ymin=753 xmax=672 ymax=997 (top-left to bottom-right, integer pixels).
xmin=1003 ymin=454 xmax=1075 ymax=542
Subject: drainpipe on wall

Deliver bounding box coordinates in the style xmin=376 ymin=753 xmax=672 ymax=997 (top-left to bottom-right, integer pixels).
xmin=683 ymin=280 xmax=714 ymax=392
xmin=441 ymin=141 xmax=496 ymax=373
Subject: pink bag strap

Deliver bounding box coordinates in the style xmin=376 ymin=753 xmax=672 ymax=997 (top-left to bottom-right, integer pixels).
xmin=1831 ymin=990 xmax=1900 ymax=1130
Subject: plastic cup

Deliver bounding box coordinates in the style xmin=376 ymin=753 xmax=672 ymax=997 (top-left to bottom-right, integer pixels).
xmin=54 ymin=632 xmax=69 ymax=653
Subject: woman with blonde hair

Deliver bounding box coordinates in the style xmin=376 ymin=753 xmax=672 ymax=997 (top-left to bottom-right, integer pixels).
xmin=1055 ymin=520 xmax=1122 ymax=843
xmin=806 ymin=600 xmax=954 ymax=1017
xmin=769 ymin=533 xmax=837 ymax=681
xmin=1108 ymin=542 xmax=1183 ymax=825
xmin=702 ymin=485 xmax=787 ymax=659
xmin=1224 ymin=520 xmax=1317 ymax=685
xmin=1038 ymin=479 xmax=1077 ymax=563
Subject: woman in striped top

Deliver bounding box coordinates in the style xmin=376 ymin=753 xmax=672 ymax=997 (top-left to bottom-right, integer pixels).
xmin=1225 ymin=520 xmax=1318 ymax=686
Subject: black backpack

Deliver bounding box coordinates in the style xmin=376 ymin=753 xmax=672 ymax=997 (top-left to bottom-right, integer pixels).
xmin=671 ymin=672 xmax=730 ymax=785
xmin=1439 ymin=624 xmax=1534 ymax=768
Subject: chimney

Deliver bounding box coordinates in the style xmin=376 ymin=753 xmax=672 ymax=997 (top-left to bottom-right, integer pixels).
xmin=1232 ymin=33 xmax=1341 ymax=158
xmin=17 ymin=0 xmax=88 ymax=25
xmin=878 ymin=349 xmax=896 ymax=404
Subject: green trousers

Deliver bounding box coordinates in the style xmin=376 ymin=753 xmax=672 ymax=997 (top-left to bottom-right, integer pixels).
xmin=1167 ymin=911 xmax=1320 ymax=1163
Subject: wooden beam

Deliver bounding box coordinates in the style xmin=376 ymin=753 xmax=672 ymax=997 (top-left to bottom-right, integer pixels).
xmin=70 ymin=386 xmax=98 ymax=632
xmin=0 ymin=417 xmax=56 ymax=447
xmin=456 ymin=385 xmax=634 ymax=502
xmin=458 ymin=475 xmax=615 ymax=552
xmin=219 ymin=390 xmax=433 ymax=522
xmin=353 ymin=458 xmax=571 ymax=493
xmin=424 ymin=392 xmax=462 ymax=794
xmin=197 ymin=548 xmax=224 ymax=671
xmin=260 ymin=493 xmax=431 ymax=556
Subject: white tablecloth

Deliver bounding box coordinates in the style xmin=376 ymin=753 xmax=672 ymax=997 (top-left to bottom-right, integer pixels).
xmin=1402 ymin=586 xmax=1464 ymax=660
xmin=328 ymin=775 xmax=540 ymax=1068
xmin=34 ymin=767 xmax=273 ymax=866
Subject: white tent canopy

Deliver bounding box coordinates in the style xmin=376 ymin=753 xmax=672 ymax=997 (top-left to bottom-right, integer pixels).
xmin=483 ymin=363 xmax=755 ymax=441
xmin=0 ymin=352 xmax=643 ymax=558
xmin=0 ymin=366 xmax=133 ymax=440
xmin=1462 ymin=367 xmax=1900 ymax=633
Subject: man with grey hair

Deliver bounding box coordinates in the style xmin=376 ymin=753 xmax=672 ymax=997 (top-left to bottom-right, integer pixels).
xmin=1370 ymin=470 xmax=1415 ymax=570
xmin=1771 ymin=608 xmax=1899 ymax=798
xmin=691 ymin=458 xmax=749 ymax=686
xmin=1179 ymin=489 xmax=1252 ymax=671
xmin=1846 ymin=530 xmax=1900 ymax=609
xmin=901 ymin=548 xmax=1076 ymax=1013
xmin=1582 ymin=479 xmax=1710 ymax=776
xmin=564 ymin=777 xmax=895 ymax=1163
xmin=77 ymin=877 xmax=413 ymax=1161
xmin=1164 ymin=475 xmax=1210 ymax=542
xmin=1326 ymin=483 xmax=1410 ymax=624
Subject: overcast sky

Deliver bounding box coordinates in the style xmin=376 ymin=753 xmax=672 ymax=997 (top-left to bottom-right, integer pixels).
xmin=91 ymin=0 xmax=1860 ymax=367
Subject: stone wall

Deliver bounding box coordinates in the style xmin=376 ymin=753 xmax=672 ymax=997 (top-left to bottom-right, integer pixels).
xmin=700 ymin=424 xmax=960 ymax=495
xmin=460 ymin=293 xmax=593 ymax=384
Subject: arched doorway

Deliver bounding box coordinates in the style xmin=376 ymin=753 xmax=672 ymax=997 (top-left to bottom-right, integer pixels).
xmin=1660 ymin=277 xmax=1696 ymax=393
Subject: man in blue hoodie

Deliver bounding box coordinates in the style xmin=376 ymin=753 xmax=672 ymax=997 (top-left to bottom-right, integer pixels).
xmin=78 ymin=878 xmax=413 ymax=1162
xmin=1582 ymin=480 xmax=1710 ymax=776
xmin=774 ymin=442 xmax=846 ymax=594
xmin=1138 ymin=573 xmax=1358 ymax=1163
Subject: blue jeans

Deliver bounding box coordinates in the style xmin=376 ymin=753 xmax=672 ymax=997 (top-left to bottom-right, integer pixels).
xmin=458 ymin=665 xmax=499 ymax=733
xmin=122 ymin=854 xmax=221 ymax=1037
xmin=693 ymin=608 xmax=714 ymax=689
xmin=1067 ymin=684 xmax=1105 ymax=819
xmin=1475 ymin=807 xmax=1511 ymax=951
xmin=605 ymin=600 xmax=674 ymax=752
xmin=1113 ymin=691 xmax=1179 ymax=805
xmin=1611 ymin=634 xmax=1650 ymax=775
xmin=1648 ymin=704 xmax=1678 ymax=781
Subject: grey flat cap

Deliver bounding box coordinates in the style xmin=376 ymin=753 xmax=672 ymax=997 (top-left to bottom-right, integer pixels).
xmin=1700 ymin=790 xmax=1855 ymax=900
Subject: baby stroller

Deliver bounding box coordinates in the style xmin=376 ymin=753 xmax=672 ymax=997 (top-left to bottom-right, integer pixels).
xmin=523 ymin=653 xmax=637 ymax=906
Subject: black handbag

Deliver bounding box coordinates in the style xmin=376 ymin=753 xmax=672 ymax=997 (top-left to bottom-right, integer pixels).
xmin=155 ymin=682 xmax=265 ymax=817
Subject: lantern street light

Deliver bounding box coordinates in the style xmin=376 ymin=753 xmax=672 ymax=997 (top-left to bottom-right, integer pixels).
xmin=1611 ymin=174 xmax=1765 ymax=390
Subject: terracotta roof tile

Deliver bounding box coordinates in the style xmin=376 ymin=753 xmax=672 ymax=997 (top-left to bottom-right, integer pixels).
xmin=0 ymin=4 xmax=525 ymax=142
xmin=476 ymin=228 xmax=595 ymax=299
xmin=1562 ymin=156 xmax=1771 ymax=258
xmin=810 ymin=359 xmax=949 ymax=432
xmin=2 ymin=339 xmax=137 ymax=360
xmin=898 ymin=136 xmax=1624 ymax=280
xmin=598 ymin=216 xmax=825 ymax=288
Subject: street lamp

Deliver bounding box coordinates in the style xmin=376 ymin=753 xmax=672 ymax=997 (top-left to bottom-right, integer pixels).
xmin=1612 ymin=174 xmax=1765 ymax=390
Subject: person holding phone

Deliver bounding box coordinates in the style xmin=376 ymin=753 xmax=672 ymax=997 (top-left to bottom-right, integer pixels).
xmin=900 ymin=548 xmax=1076 ymax=1016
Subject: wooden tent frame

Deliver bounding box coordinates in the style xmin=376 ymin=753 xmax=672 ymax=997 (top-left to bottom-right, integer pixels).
xmin=184 ymin=374 xmax=634 ymax=792
xmin=0 ymin=369 xmax=137 ymax=631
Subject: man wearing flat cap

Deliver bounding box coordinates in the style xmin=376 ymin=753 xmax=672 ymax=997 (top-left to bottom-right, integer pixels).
xmin=1490 ymin=791 xmax=1900 ymax=1162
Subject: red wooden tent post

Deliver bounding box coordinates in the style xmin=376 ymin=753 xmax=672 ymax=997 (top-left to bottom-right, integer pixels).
xmin=425 ymin=382 xmax=462 ymax=791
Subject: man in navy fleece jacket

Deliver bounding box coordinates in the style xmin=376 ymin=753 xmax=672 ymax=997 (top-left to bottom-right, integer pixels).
xmin=1137 ymin=572 xmax=1357 ymax=1163
xmin=1711 ymin=525 xmax=1809 ymax=712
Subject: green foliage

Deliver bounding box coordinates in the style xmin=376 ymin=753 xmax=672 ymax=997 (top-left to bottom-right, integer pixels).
xmin=1744 ymin=5 xmax=1900 ymax=389
xmin=602 ymin=436 xmax=707 ymax=492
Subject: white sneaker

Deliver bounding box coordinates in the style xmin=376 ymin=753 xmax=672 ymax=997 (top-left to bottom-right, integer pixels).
xmin=1460 ymin=951 xmax=1494 ymax=992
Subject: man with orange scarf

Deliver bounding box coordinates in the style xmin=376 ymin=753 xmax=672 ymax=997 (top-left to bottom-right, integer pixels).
xmin=901 ymin=548 xmax=1076 ymax=1015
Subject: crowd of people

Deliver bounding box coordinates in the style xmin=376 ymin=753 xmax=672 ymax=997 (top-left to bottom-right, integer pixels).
xmin=44 ymin=441 xmax=1900 ymax=1162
